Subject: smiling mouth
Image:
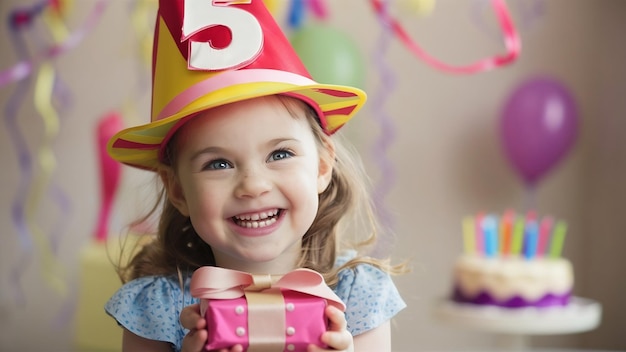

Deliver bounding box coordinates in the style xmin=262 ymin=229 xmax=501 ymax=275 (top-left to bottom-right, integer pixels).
xmin=232 ymin=209 xmax=282 ymax=228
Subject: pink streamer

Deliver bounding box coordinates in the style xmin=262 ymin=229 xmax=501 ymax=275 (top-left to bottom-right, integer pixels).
xmin=95 ymin=112 xmax=123 ymax=242
xmin=370 ymin=0 xmax=521 ymax=74
xmin=370 ymin=0 xmax=396 ymax=258
xmin=472 ymin=0 xmax=545 ymax=42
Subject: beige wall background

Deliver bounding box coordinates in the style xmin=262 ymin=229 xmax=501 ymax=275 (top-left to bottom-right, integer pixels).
xmin=1 ymin=0 xmax=624 ymax=351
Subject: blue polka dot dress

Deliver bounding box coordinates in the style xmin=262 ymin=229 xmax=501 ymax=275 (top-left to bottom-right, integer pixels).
xmin=105 ymin=251 xmax=406 ymax=351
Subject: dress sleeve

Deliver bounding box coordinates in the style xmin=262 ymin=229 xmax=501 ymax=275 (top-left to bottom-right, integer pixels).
xmin=104 ymin=276 xmax=195 ymax=349
xmin=334 ymin=262 xmax=406 ymax=336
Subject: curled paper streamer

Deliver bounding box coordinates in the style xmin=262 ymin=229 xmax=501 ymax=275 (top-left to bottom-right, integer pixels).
xmin=370 ymin=0 xmax=520 ymax=74
xmin=95 ymin=112 xmax=123 ymax=242
xmin=28 ymin=63 xmax=67 ymax=295
xmin=0 ymin=1 xmax=49 ymax=86
xmin=370 ymin=0 xmax=396 ymax=258
xmin=0 ymin=0 xmax=110 ymax=88
xmin=43 ymin=0 xmax=77 ymax=310
xmin=30 ymin=0 xmax=77 ymax=297
xmin=43 ymin=0 xmax=71 ymax=43
xmin=472 ymin=0 xmax=544 ymax=42
xmin=121 ymin=0 xmax=157 ymax=125
xmin=4 ymin=1 xmax=49 ymax=304
xmin=6 ymin=78 xmax=34 ymax=305
xmin=400 ymin=0 xmax=436 ymax=17
xmin=46 ymin=185 xmax=74 ymax=326
xmin=129 ymin=0 xmax=155 ymax=68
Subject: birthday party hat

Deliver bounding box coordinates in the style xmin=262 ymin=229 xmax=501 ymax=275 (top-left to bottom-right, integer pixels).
xmin=108 ymin=0 xmax=367 ymax=170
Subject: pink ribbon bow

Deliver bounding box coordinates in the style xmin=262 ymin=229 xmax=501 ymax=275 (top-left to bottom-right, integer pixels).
xmin=190 ymin=266 xmax=346 ymax=311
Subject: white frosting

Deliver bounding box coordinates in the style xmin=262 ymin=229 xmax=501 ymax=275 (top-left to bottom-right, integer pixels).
xmin=454 ymin=255 xmax=574 ymax=301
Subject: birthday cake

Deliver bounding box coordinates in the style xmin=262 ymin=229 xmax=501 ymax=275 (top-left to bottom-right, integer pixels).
xmin=451 ymin=211 xmax=574 ymax=309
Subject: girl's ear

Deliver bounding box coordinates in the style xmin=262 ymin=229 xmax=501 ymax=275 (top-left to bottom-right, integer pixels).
xmin=317 ymin=137 xmax=336 ymax=194
xmin=160 ymin=168 xmax=190 ymax=217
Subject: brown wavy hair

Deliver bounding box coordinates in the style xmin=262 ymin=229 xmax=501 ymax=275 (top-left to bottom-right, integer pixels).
xmin=116 ymin=96 xmax=406 ymax=287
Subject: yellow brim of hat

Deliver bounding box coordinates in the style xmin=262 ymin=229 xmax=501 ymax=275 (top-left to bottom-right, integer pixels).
xmin=108 ymin=81 xmax=366 ymax=170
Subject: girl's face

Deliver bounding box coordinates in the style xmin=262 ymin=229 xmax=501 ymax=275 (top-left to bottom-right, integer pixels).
xmin=164 ymin=96 xmax=333 ymax=273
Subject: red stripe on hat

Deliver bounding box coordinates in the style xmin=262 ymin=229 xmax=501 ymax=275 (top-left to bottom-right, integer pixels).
xmin=324 ymin=104 xmax=358 ymax=116
xmin=112 ymin=139 xmax=159 ymax=150
xmin=316 ymin=89 xmax=359 ymax=98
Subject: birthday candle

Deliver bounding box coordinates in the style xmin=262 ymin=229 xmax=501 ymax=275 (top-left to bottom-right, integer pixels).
xmin=462 ymin=216 xmax=475 ymax=255
xmin=475 ymin=212 xmax=485 ymax=255
xmin=549 ymin=221 xmax=568 ymax=258
xmin=511 ymin=216 xmax=524 ymax=256
xmin=483 ymin=215 xmax=498 ymax=258
xmin=500 ymin=210 xmax=514 ymax=256
xmin=524 ymin=220 xmax=539 ymax=260
xmin=537 ymin=216 xmax=554 ymax=257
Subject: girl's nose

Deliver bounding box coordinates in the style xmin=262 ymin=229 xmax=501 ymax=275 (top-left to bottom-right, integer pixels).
xmin=234 ymin=167 xmax=272 ymax=198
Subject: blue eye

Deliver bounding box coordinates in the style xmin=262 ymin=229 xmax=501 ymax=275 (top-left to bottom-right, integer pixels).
xmin=269 ymin=149 xmax=293 ymax=162
xmin=204 ymin=159 xmax=232 ymax=170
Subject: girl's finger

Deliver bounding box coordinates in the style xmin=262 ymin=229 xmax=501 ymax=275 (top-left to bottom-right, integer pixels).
xmin=181 ymin=328 xmax=208 ymax=352
xmin=325 ymin=305 xmax=347 ymax=331
xmin=180 ymin=303 xmax=205 ymax=330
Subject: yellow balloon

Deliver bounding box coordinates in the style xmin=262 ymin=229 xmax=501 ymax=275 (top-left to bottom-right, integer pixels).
xmin=400 ymin=0 xmax=436 ymax=17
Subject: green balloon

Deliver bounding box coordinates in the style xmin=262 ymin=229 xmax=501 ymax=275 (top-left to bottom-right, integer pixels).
xmin=290 ymin=25 xmax=366 ymax=89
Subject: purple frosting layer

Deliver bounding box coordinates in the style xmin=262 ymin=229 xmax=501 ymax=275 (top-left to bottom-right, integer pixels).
xmin=452 ymin=287 xmax=571 ymax=309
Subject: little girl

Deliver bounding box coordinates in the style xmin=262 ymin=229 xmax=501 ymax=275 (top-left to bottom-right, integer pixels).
xmin=105 ymin=1 xmax=406 ymax=351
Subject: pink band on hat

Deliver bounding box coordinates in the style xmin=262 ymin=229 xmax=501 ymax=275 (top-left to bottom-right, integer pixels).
xmin=155 ymin=69 xmax=318 ymax=121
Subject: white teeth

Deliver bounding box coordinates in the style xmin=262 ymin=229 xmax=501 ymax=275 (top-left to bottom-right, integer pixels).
xmin=234 ymin=210 xmax=279 ymax=228
xmin=234 ymin=209 xmax=278 ymax=221
xmin=240 ymin=217 xmax=277 ymax=228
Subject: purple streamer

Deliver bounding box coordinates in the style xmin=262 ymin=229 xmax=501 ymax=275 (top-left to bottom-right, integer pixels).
xmin=51 ymin=73 xmax=74 ymax=110
xmin=51 ymin=186 xmax=77 ymax=326
xmin=371 ymin=0 xmax=397 ymax=258
xmin=4 ymin=0 xmax=78 ymax=311
xmin=4 ymin=1 xmax=49 ymax=304
xmin=0 ymin=2 xmax=47 ymax=87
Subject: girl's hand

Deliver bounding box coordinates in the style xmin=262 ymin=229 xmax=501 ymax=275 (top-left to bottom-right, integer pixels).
xmin=308 ymin=305 xmax=354 ymax=352
xmin=180 ymin=303 xmax=207 ymax=352
xmin=180 ymin=303 xmax=243 ymax=352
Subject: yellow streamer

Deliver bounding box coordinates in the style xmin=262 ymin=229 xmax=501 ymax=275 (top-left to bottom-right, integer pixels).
xmin=122 ymin=0 xmax=157 ymax=125
xmin=400 ymin=0 xmax=436 ymax=17
xmin=27 ymin=62 xmax=67 ymax=296
xmin=131 ymin=0 xmax=157 ymax=67
xmin=43 ymin=0 xmax=74 ymax=43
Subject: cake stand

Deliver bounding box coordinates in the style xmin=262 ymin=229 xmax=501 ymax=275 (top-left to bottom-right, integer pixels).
xmin=433 ymin=297 xmax=602 ymax=350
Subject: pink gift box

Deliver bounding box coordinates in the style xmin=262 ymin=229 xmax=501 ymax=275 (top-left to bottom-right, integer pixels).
xmin=190 ymin=267 xmax=346 ymax=352
xmin=203 ymin=291 xmax=328 ymax=351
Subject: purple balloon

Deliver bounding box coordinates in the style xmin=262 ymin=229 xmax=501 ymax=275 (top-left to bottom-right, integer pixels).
xmin=500 ymin=77 xmax=578 ymax=186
